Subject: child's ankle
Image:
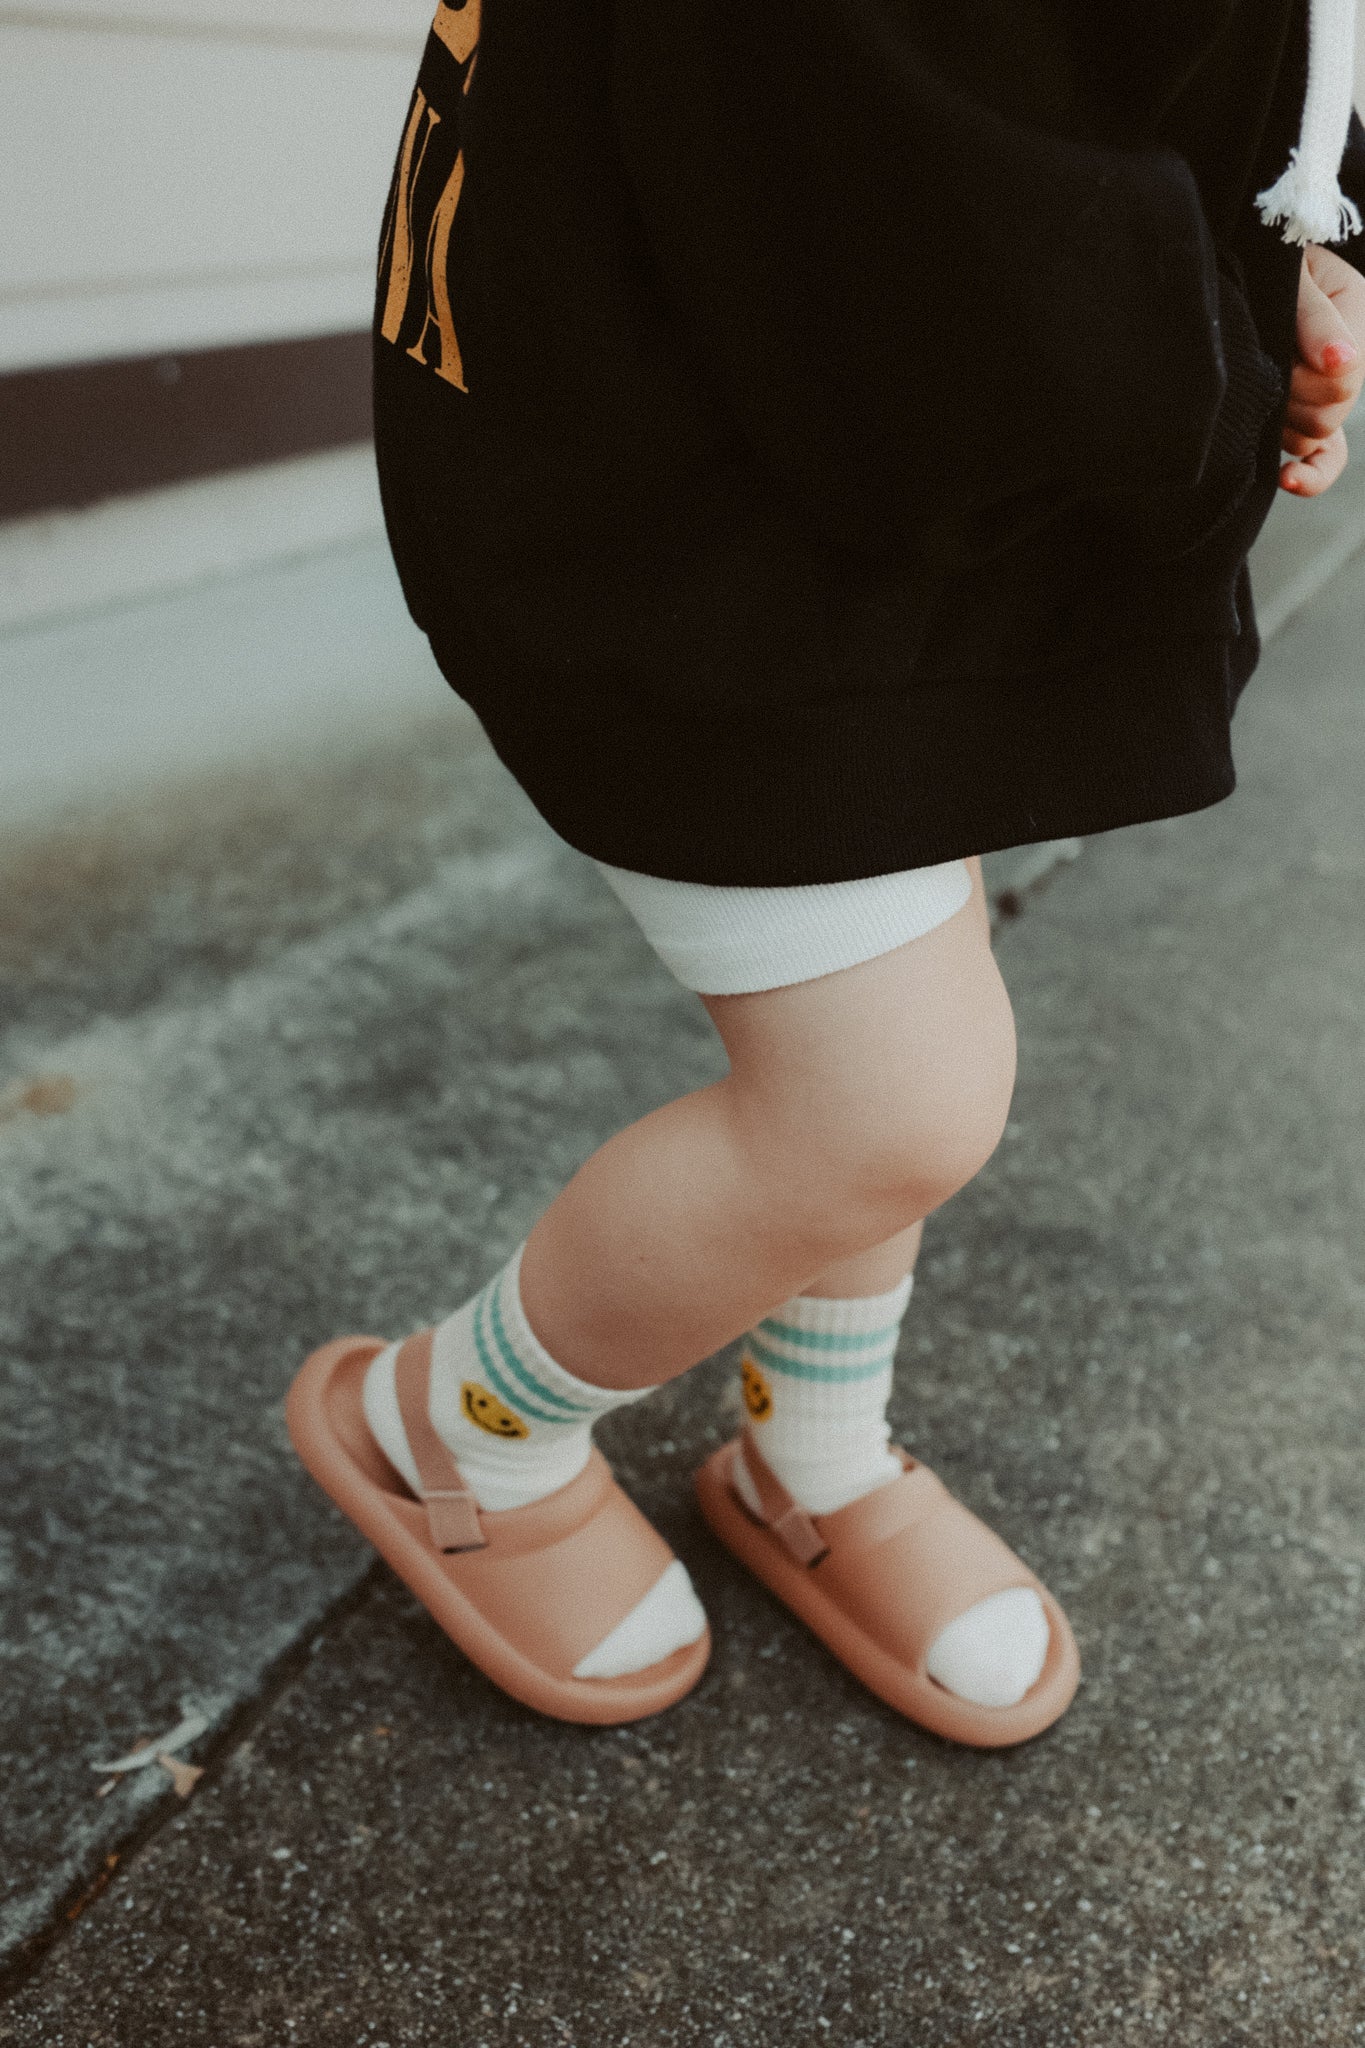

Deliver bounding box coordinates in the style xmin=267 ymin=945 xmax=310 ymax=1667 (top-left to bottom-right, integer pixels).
xmin=735 ymin=1275 xmax=914 ymax=1514
xmin=363 ymin=1240 xmax=651 ymax=1512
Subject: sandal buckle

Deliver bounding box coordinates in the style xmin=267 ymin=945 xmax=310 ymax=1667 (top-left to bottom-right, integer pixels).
xmin=425 ymin=1487 xmax=487 ymax=1553
xmin=772 ymin=1504 xmax=829 ymax=1567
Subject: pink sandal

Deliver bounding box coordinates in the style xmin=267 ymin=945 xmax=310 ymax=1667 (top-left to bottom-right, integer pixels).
xmin=694 ymin=1428 xmax=1080 ymax=1746
xmin=287 ymin=1330 xmax=711 ymax=1724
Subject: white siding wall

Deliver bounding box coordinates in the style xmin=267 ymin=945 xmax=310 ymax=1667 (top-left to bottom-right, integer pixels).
xmin=0 ymin=1 xmax=432 ymax=373
xmin=2 ymin=4 xmax=1362 ymax=379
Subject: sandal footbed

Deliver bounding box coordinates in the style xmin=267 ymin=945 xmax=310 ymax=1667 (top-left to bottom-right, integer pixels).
xmin=694 ymin=1437 xmax=1079 ymax=1748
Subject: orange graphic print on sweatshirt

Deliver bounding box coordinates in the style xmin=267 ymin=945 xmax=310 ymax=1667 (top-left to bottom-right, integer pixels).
xmin=377 ymin=0 xmax=481 ymax=393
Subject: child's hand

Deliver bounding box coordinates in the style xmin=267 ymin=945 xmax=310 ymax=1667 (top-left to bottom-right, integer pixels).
xmin=1279 ymin=243 xmax=1365 ymax=496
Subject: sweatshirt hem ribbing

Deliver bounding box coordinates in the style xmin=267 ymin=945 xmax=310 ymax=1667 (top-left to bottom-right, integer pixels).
xmin=451 ymin=630 xmax=1254 ymax=886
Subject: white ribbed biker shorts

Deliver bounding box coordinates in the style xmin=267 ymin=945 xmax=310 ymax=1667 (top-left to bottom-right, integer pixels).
xmin=590 ymin=857 xmax=974 ymax=995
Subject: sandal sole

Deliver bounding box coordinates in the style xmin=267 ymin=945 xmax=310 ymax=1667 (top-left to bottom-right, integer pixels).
xmin=694 ymin=1438 xmax=1079 ymax=1747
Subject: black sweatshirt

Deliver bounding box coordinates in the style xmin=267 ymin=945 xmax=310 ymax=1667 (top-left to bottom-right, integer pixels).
xmin=371 ymin=0 xmax=1365 ymax=885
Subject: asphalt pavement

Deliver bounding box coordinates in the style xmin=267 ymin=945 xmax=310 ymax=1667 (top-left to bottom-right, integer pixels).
xmin=1 ymin=476 xmax=1363 ymax=2045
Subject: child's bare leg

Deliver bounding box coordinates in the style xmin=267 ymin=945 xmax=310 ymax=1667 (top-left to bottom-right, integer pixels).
xmin=798 ymin=1216 xmax=925 ymax=1299
xmin=794 ymin=857 xmax=987 ymax=1299
xmin=519 ymin=854 xmax=1004 ymax=1380
xmin=510 ymin=849 xmax=1042 ymax=1703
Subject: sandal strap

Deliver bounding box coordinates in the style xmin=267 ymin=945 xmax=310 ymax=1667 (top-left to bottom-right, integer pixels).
xmin=394 ymin=1329 xmax=487 ymax=1553
xmin=738 ymin=1429 xmax=829 ymax=1566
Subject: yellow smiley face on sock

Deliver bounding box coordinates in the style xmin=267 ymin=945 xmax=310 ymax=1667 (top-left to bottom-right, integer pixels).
xmin=741 ymin=1355 xmax=773 ymax=1421
xmin=461 ymin=1381 xmax=530 ymax=1438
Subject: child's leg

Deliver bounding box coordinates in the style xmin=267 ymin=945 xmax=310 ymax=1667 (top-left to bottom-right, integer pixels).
xmin=513 ymin=854 xmax=1010 ymax=1389
xmin=791 ymin=855 xmax=990 ymax=1292
xmin=681 ymin=858 xmax=1044 ymax=1707
xmin=798 ymin=1215 xmax=925 ymax=1299
xmin=362 ymin=855 xmax=1040 ymax=1697
xmin=784 ymin=851 xmax=987 ymax=1303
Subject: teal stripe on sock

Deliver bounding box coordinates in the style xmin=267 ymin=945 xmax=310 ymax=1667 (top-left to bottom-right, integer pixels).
xmin=745 ymin=1328 xmax=895 ymax=1385
xmin=756 ymin=1312 xmax=905 ymax=1352
xmin=471 ymin=1286 xmax=576 ymax=1426
xmin=484 ymin=1270 xmax=598 ymax=1419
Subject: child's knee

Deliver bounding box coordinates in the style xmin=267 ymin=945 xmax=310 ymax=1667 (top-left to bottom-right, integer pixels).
xmin=724 ymin=953 xmax=1017 ymax=1229
xmin=845 ymin=1001 xmax=1016 ymax=1216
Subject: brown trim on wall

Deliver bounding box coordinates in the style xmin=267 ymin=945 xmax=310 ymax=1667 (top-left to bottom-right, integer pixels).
xmin=0 ymin=328 xmax=372 ymax=523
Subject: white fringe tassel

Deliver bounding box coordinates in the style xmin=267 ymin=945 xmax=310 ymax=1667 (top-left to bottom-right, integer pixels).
xmin=1257 ymin=148 xmax=1363 ymax=247
xmin=1256 ymin=0 xmax=1362 ymax=246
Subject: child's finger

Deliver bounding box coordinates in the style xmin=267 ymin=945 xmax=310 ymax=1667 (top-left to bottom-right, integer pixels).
xmin=1283 ymin=341 xmax=1364 ymax=439
xmin=1295 ymin=256 xmax=1363 ymax=378
xmin=1282 ymin=411 xmax=1352 ymax=451
xmin=1285 ymin=387 xmax=1362 ymax=439
xmin=1283 ymin=393 xmax=1356 ymax=437
xmin=1279 ymin=428 xmax=1349 ymax=495
xmin=1287 ymin=361 xmax=1363 ymax=408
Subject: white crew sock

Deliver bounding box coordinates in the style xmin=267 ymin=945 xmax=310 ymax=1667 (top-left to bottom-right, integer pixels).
xmin=362 ymin=1239 xmax=707 ymax=1680
xmin=731 ymin=1276 xmax=1049 ymax=1709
